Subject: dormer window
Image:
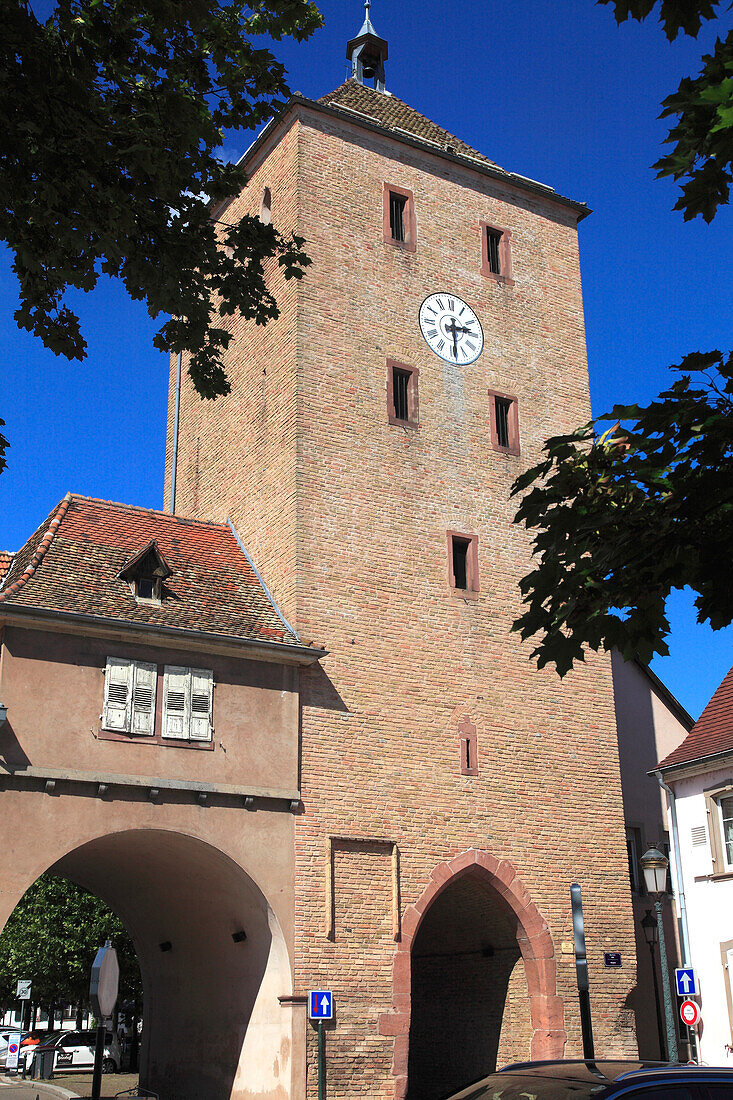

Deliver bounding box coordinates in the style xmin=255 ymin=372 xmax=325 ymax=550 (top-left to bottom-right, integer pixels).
xmin=118 ymin=540 xmax=172 ymax=606
xmin=135 ymin=576 xmax=160 ymax=603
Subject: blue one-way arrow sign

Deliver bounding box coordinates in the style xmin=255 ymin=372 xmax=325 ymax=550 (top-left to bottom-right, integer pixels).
xmin=309 ymin=990 xmax=333 ymax=1020
xmin=675 ymin=967 xmax=698 ymax=997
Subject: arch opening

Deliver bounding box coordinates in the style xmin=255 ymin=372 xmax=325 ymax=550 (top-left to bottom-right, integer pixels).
xmin=407 ymin=869 xmax=532 ymax=1099
xmin=1 ymin=829 xmax=292 ymax=1100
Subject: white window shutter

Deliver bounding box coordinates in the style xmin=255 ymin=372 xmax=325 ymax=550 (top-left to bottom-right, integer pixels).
xmin=163 ymin=666 xmax=190 ymax=739
xmin=131 ymin=662 xmax=157 ymax=736
xmin=103 ymin=658 xmax=132 ymax=731
xmin=189 ymin=668 xmax=214 ymax=742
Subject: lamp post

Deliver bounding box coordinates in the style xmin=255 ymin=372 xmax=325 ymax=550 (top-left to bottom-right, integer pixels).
xmin=642 ymin=908 xmax=666 ymax=1060
xmin=641 ymin=847 xmax=677 ymax=1063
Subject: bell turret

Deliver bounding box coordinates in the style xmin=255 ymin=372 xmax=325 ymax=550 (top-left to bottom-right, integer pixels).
xmin=347 ymin=1 xmax=388 ymax=92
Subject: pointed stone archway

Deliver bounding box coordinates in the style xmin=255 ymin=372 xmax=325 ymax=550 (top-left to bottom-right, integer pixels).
xmin=379 ymin=849 xmax=567 ymax=1100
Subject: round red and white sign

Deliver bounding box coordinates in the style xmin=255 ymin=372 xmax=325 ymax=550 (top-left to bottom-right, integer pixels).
xmin=680 ymin=999 xmax=700 ymax=1027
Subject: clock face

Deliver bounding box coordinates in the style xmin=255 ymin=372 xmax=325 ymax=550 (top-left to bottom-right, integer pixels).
xmin=419 ymin=293 xmax=484 ymax=364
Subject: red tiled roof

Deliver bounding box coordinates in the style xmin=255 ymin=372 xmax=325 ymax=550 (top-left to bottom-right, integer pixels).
xmin=318 ymin=80 xmax=503 ymax=173
xmin=658 ymin=664 xmax=733 ymax=769
xmin=0 ymin=495 xmax=302 ymax=648
xmin=0 ymin=552 xmax=14 ymax=582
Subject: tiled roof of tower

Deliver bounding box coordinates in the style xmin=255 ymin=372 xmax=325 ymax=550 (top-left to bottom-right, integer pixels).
xmin=318 ymin=80 xmax=504 ymax=172
xmin=659 ymin=664 xmax=733 ymax=769
xmin=0 ymin=494 xmax=303 ymax=649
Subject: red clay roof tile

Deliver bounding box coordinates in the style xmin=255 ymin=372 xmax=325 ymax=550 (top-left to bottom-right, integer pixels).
xmin=318 ymin=80 xmax=503 ymax=172
xmin=0 ymin=495 xmax=301 ymax=648
xmin=659 ymin=664 xmax=733 ymax=769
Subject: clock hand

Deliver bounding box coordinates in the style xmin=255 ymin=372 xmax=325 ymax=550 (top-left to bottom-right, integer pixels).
xmin=445 ymin=317 xmax=459 ymax=359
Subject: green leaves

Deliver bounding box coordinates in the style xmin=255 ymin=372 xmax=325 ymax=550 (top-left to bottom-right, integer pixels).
xmin=598 ymin=0 xmax=724 ymax=40
xmin=598 ymin=2 xmax=733 ymax=221
xmin=512 ymin=351 xmax=733 ymax=675
xmin=0 ymin=0 xmax=322 ymax=419
xmin=0 ymin=875 xmax=141 ymax=1010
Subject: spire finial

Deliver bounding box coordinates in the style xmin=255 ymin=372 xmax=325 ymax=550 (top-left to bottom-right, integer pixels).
xmin=347 ymin=0 xmax=388 ymax=91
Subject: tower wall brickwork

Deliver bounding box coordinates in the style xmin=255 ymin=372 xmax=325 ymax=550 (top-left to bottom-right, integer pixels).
xmin=166 ymin=99 xmax=638 ymax=1099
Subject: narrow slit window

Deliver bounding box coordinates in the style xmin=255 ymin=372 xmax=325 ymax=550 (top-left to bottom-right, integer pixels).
xmin=489 ymin=391 xmax=520 ymax=456
xmin=452 ymin=538 xmax=469 ymax=590
xmin=447 ymin=531 xmax=479 ymax=598
xmin=464 ymin=738 xmax=472 ymax=772
xmin=387 ymin=360 xmax=419 ymax=428
xmin=495 ymin=396 xmax=511 ymax=449
xmin=393 ymin=367 xmax=410 ymax=421
xmin=486 ymin=227 xmax=501 ymax=274
xmin=390 ymin=192 xmax=406 ymax=242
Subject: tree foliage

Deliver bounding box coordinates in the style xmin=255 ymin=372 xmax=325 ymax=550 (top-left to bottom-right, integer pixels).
xmin=512 ymin=0 xmax=733 ymax=674
xmin=512 ymin=353 xmax=733 ymax=675
xmin=0 ymin=0 xmax=322 ymax=402
xmin=0 ymin=874 xmax=142 ymax=1012
xmin=599 ymin=0 xmax=733 ymax=221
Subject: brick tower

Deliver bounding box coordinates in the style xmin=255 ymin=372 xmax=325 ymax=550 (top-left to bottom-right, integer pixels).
xmin=165 ymin=12 xmax=638 ymax=1098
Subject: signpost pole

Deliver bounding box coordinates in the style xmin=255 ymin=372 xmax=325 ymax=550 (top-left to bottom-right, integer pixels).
xmin=8 ymin=981 xmax=32 ymax=1075
xmin=91 ymin=1022 xmax=105 ymax=1100
xmin=318 ymin=1019 xmax=325 ymax=1100
xmin=89 ymin=940 xmax=119 ymax=1100
xmin=570 ymin=883 xmax=595 ymax=1060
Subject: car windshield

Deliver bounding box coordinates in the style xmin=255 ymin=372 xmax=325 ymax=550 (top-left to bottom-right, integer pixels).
xmin=457 ymin=1073 xmax=611 ymax=1100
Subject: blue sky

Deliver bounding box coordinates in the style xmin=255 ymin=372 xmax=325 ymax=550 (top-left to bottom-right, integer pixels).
xmin=1 ymin=0 xmax=731 ymax=718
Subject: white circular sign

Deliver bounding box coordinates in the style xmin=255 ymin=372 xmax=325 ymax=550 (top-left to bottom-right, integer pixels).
xmin=680 ymin=999 xmax=700 ymax=1027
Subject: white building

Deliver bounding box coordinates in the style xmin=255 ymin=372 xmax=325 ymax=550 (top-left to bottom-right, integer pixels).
xmin=658 ymin=663 xmax=733 ymax=1065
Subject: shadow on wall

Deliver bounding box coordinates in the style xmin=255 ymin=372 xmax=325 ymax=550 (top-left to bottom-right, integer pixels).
xmin=39 ymin=829 xmax=292 ymax=1100
xmin=407 ymin=870 xmax=532 ymax=1100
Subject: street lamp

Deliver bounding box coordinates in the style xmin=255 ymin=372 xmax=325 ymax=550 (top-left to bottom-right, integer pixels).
xmin=641 ymin=847 xmax=678 ymax=1062
xmin=642 ymin=907 xmax=666 ymax=1060
xmin=0 ymin=702 xmax=7 ymax=725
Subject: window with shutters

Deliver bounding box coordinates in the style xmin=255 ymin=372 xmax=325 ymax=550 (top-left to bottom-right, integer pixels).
xmin=383 ymin=183 xmax=416 ymax=251
xmin=480 ymin=222 xmax=513 ymax=284
xmin=102 ymin=657 xmax=156 ymax=736
xmin=488 ymin=390 xmax=520 ymax=456
xmin=162 ymin=666 xmax=214 ymax=743
xmin=386 ymin=360 xmax=419 ymax=428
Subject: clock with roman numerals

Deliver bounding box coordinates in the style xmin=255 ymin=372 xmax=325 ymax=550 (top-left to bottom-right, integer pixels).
xmin=419 ymin=293 xmax=484 ymax=365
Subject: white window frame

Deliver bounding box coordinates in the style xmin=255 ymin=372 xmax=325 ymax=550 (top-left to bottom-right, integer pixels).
xmin=162 ymin=666 xmax=214 ymax=743
xmin=102 ymin=658 xmax=157 ymax=736
xmin=718 ymin=794 xmax=733 ymax=872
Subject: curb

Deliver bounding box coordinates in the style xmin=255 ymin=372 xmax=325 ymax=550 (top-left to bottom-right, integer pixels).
xmin=0 ymin=1074 xmax=80 ymax=1098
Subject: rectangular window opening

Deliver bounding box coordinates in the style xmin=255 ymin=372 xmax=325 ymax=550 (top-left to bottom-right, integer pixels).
xmin=721 ymin=796 xmax=733 ymax=866
xmin=452 ymin=538 xmax=469 ymax=590
xmin=486 ymin=227 xmax=502 ymax=274
xmin=495 ymin=396 xmax=511 ymax=449
xmin=625 ymin=826 xmax=644 ymax=895
xmin=393 ymin=367 xmax=410 ymax=421
xmin=389 ymin=192 xmax=407 ymax=242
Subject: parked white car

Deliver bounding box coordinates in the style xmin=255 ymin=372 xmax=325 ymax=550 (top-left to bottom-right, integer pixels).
xmin=21 ymin=1028 xmax=121 ymax=1073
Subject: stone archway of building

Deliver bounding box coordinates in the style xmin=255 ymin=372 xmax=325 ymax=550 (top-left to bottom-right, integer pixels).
xmin=1 ymin=828 xmax=292 ymax=1100
xmin=379 ymin=849 xmax=566 ymax=1100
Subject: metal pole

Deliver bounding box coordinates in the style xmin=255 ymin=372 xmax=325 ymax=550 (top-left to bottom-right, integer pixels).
xmin=655 ymin=897 xmax=678 ymax=1062
xmin=570 ymin=883 xmax=595 ymax=1060
xmin=170 ymin=350 xmax=182 ymax=514
xmin=91 ymin=1021 xmax=105 ymax=1100
xmin=318 ymin=1019 xmax=325 ymax=1100
xmin=647 ymin=938 xmax=666 ymax=1060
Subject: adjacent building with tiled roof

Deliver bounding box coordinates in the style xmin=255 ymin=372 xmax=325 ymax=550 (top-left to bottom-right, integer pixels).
xmin=658 ymin=664 xmax=733 ymax=771
xmin=653 ymin=663 xmax=733 ymax=1065
xmin=0 ymin=493 xmax=313 ymax=654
